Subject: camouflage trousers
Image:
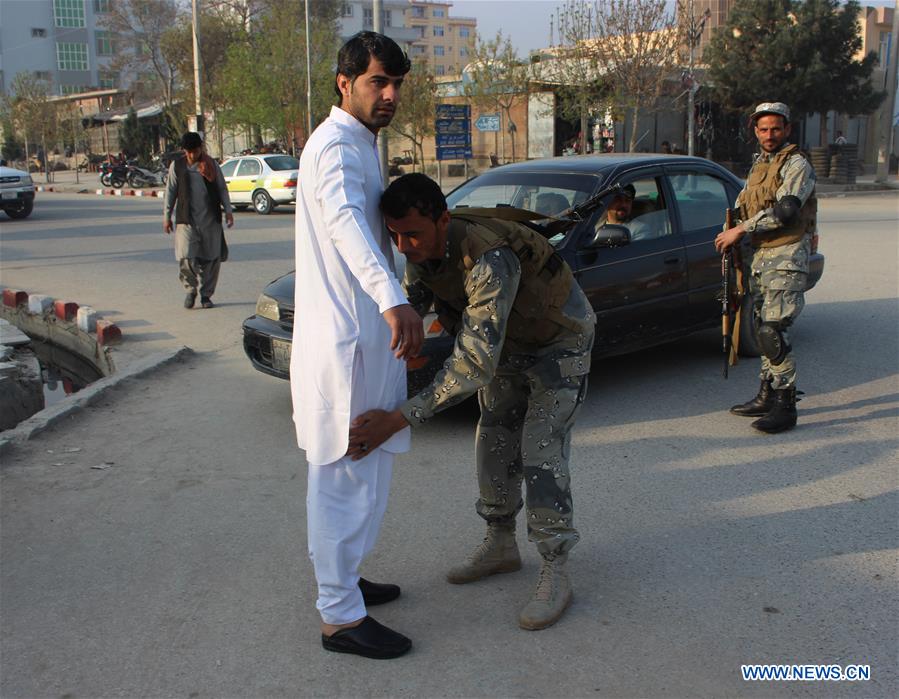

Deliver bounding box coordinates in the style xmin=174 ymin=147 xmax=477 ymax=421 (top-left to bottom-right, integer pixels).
xmin=474 ymin=332 xmax=593 ymax=560
xmin=749 ymin=237 xmax=810 ymax=389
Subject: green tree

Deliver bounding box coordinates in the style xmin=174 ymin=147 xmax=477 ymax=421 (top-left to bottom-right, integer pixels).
xmin=101 ymin=0 xmax=185 ymax=129
xmin=217 ymin=0 xmax=339 ymax=150
xmin=539 ymin=0 xmax=608 ymax=155
xmin=464 ymin=31 xmax=530 ymax=162
xmin=388 ymin=60 xmax=437 ymax=170
xmin=594 ymin=0 xmax=682 ymax=152
xmin=704 ymin=0 xmax=884 ymax=145
xmin=3 ymin=73 xmax=58 ymax=181
xmin=120 ymin=107 xmax=152 ymax=161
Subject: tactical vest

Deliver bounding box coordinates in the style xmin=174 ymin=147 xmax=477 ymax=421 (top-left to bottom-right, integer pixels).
xmin=173 ymin=155 xmax=222 ymax=226
xmin=739 ymin=144 xmax=816 ymax=248
xmin=412 ymin=214 xmax=585 ymax=347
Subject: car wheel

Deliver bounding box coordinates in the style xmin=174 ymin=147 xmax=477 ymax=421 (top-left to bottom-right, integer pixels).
xmin=4 ymin=199 xmax=34 ymax=219
xmin=253 ymin=189 xmax=274 ymax=215
xmin=233 ymin=204 xmax=249 ymax=211
xmin=737 ymin=293 xmax=761 ymax=357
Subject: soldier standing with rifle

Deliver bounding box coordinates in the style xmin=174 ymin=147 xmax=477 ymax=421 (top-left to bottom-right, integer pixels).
xmin=715 ymin=102 xmax=817 ymax=433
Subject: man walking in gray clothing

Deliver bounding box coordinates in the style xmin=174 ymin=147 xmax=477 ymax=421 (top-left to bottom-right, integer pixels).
xmin=163 ymin=132 xmax=234 ymax=309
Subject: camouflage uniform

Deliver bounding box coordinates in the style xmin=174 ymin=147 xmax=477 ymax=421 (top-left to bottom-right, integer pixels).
xmin=400 ymin=216 xmax=595 ymax=559
xmin=736 ymin=145 xmax=816 ymax=389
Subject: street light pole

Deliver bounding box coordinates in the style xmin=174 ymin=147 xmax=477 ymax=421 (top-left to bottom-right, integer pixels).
xmin=191 ymin=0 xmax=204 ymax=135
xmin=305 ymin=0 xmax=313 ymax=143
xmin=373 ymin=0 xmax=390 ymax=185
xmin=875 ymin=1 xmax=899 ymax=183
xmin=683 ymin=0 xmax=710 ymax=157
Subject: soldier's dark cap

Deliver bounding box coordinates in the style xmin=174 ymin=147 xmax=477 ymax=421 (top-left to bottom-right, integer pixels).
xmin=751 ymin=102 xmax=790 ymax=122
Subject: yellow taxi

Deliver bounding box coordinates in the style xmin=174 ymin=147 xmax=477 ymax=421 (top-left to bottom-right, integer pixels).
xmin=220 ymin=154 xmax=298 ymax=214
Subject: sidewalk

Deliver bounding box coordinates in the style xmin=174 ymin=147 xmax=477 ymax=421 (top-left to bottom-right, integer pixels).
xmin=32 ymin=163 xmax=899 ymax=197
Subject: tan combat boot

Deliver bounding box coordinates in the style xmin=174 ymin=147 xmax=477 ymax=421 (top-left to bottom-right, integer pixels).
xmin=518 ymin=554 xmax=572 ymax=630
xmin=445 ymin=524 xmax=521 ymax=584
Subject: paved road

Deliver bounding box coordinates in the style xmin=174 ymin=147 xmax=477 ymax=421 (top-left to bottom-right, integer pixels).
xmin=1 ymin=193 xmax=897 ymax=697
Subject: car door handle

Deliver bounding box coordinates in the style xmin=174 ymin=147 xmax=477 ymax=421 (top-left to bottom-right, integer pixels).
xmin=664 ymin=256 xmax=680 ymax=265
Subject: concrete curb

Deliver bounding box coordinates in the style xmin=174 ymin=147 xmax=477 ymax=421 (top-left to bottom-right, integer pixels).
xmin=0 ymin=346 xmax=192 ymax=455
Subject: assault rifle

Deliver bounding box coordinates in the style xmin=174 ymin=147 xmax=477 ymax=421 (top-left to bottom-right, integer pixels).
xmin=721 ymin=208 xmax=742 ymax=378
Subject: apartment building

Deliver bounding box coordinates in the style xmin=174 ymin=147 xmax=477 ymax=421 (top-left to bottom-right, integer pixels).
xmin=0 ymin=0 xmax=120 ymax=96
xmin=406 ymin=1 xmax=476 ymax=76
xmin=337 ymin=1 xmax=420 ymax=49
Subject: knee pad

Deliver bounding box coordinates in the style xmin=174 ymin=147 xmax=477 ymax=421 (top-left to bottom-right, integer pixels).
xmin=757 ymin=322 xmax=791 ymax=365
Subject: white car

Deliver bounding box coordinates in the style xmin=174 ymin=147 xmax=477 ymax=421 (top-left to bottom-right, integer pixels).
xmin=220 ymin=154 xmax=298 ymax=215
xmin=0 ymin=165 xmax=35 ymax=219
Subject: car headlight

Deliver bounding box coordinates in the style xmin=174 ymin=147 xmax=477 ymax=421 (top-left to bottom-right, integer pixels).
xmin=22 ymin=175 xmax=33 ymax=186
xmin=255 ymin=294 xmax=280 ymax=321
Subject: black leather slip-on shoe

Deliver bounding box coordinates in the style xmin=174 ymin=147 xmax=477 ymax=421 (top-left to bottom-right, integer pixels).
xmin=321 ymin=616 xmax=411 ymax=659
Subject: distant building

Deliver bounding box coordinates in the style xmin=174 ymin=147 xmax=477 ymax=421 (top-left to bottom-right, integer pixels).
xmin=0 ymin=0 xmax=122 ymax=96
xmin=405 ymin=1 xmax=476 ymax=76
xmin=337 ymin=1 xmax=420 ymax=50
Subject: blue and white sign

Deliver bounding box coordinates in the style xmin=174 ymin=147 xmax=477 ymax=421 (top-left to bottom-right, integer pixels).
xmin=436 ymin=104 xmax=470 ymax=119
xmin=437 ymin=146 xmax=473 ymax=160
xmin=475 ymin=114 xmax=501 ymax=132
xmin=436 ymin=103 xmax=472 ymax=161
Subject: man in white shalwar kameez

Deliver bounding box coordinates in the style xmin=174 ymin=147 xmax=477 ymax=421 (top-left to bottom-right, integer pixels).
xmin=290 ymin=32 xmax=422 ymax=660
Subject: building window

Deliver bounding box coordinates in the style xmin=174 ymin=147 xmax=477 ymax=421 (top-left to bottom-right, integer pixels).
xmin=54 ymin=0 xmax=85 ymax=28
xmin=415 ymin=25 xmax=426 ymax=38
xmin=459 ymin=27 xmax=471 ymax=38
xmin=459 ymin=46 xmax=468 ymax=58
xmin=434 ymin=45 xmax=445 ymax=56
xmin=98 ymin=70 xmax=117 ymax=88
xmin=57 ymin=42 xmax=89 ymax=71
xmin=432 ymin=8 xmax=445 ymax=18
xmin=93 ymin=0 xmax=110 ymax=12
xmin=411 ymin=6 xmax=424 ymax=18
xmin=363 ymin=8 xmax=390 ymax=28
xmin=879 ymin=31 xmax=892 ymax=65
xmin=341 ymin=2 xmax=352 ymax=17
xmin=32 ymin=28 xmax=48 ymax=38
xmin=436 ymin=65 xmax=445 ymax=76
xmin=34 ymin=71 xmax=52 ymax=81
xmin=411 ymin=45 xmax=426 ymax=56
xmin=96 ymin=30 xmax=114 ymax=55
xmin=60 ymin=84 xmax=90 ymax=95
xmin=433 ymin=25 xmax=444 ymax=37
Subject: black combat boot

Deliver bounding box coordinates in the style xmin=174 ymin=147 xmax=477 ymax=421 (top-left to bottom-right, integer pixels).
xmin=752 ymin=387 xmax=798 ymax=434
xmin=730 ymin=378 xmax=774 ymax=417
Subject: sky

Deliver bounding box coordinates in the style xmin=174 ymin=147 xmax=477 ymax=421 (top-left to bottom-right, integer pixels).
xmin=451 ymin=0 xmax=560 ymax=57
xmin=449 ymin=0 xmax=897 ymax=59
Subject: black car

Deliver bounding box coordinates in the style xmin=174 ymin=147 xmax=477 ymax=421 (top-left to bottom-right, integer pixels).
xmin=242 ymin=154 xmax=824 ymax=391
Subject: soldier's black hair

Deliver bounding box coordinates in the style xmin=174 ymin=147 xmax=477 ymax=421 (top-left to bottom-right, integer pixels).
xmin=334 ymin=31 xmax=411 ymax=102
xmin=381 ymin=173 xmax=447 ymax=222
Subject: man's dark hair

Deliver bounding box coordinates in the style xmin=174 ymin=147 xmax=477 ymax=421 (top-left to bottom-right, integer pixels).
xmin=334 ymin=31 xmax=411 ymax=101
xmin=381 ymin=173 xmax=447 ymax=222
xmin=180 ymin=132 xmax=203 ymax=150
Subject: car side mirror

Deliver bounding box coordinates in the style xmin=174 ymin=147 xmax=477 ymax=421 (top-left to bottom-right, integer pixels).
xmin=588 ymin=224 xmax=631 ymax=248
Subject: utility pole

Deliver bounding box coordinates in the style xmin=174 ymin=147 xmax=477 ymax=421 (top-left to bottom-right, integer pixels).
xmin=682 ymin=0 xmax=710 ymax=157
xmin=191 ymin=0 xmax=204 ymax=135
xmin=305 ymin=0 xmax=313 ymax=142
xmin=875 ymin=1 xmax=899 ymax=183
xmin=373 ymin=0 xmax=390 ymax=185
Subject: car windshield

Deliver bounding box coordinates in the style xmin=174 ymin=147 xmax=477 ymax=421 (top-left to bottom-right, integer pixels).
xmin=446 ymin=170 xmax=602 ymax=247
xmin=263 ymin=155 xmax=299 ymax=171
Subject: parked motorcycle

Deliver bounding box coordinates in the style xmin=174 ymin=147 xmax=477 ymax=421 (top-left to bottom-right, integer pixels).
xmin=126 ymin=163 xmax=166 ymax=188
xmin=99 ymin=161 xmax=128 ymax=188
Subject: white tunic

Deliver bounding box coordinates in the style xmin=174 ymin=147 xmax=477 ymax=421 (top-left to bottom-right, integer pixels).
xmin=290 ymin=106 xmax=411 ymax=465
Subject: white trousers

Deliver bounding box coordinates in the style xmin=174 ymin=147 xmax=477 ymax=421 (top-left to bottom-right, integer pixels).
xmin=306 ymin=448 xmax=393 ymax=624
